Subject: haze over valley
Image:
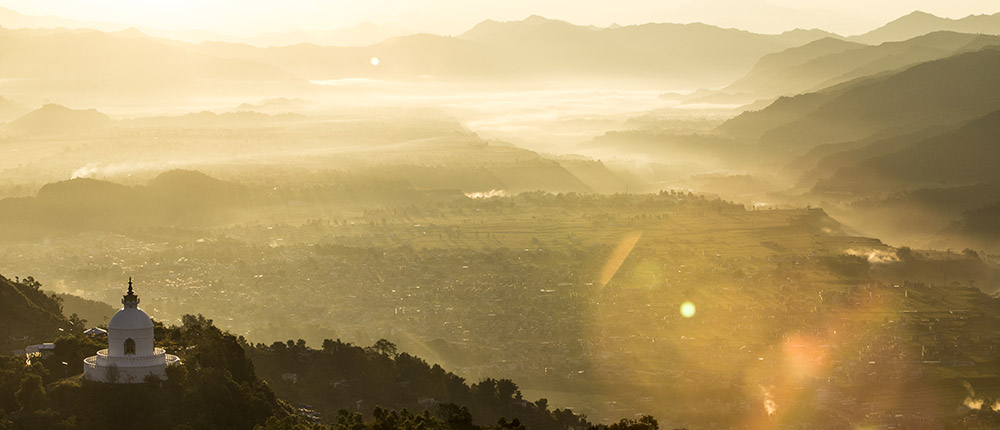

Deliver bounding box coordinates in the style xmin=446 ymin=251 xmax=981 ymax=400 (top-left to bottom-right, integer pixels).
xmin=2 ymin=3 xmax=1000 ymax=429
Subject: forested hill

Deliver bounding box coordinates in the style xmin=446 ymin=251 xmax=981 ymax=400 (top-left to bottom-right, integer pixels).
xmin=0 ymin=275 xmax=72 ymax=352
xmin=0 ymin=273 xmax=657 ymax=430
xmin=0 ymin=312 xmax=294 ymax=430
xmin=248 ymin=338 xmax=593 ymax=430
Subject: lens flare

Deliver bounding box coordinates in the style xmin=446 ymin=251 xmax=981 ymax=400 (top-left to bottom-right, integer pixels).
xmin=761 ymin=386 xmax=776 ymax=416
xmin=597 ymin=231 xmax=642 ymax=288
xmin=963 ymin=381 xmax=984 ymax=410
xmin=680 ymin=301 xmax=696 ymax=318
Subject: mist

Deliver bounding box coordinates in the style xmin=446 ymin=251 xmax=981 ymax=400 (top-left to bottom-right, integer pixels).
xmin=1 ymin=4 xmax=1000 ymax=430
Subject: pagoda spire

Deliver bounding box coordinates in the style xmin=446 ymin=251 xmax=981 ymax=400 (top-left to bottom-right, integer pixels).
xmin=122 ymin=277 xmax=139 ymax=306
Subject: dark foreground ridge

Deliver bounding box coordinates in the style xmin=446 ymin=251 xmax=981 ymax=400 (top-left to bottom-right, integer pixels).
xmin=0 ymin=274 xmax=669 ymax=430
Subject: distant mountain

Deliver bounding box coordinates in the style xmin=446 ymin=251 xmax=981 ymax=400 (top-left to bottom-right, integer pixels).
xmin=0 ymin=15 xmax=839 ymax=103
xmin=36 ymin=176 xmax=133 ymax=206
xmin=146 ymin=169 xmax=251 ymax=216
xmin=705 ymin=31 xmax=1000 ymax=104
xmin=123 ymin=110 xmax=309 ymax=128
xmin=449 ymin=16 xmax=835 ymax=87
xmin=246 ymin=22 xmax=414 ymax=47
xmin=458 ymin=15 xmax=598 ymax=42
xmin=0 ymin=6 xmax=129 ymax=32
xmin=720 ymin=46 xmax=1000 ymax=160
xmin=0 ymin=171 xmax=250 ymax=237
xmin=852 ymin=11 xmax=1000 ymax=45
xmin=234 ymin=97 xmax=317 ymax=114
xmin=6 ymin=104 xmax=112 ymax=135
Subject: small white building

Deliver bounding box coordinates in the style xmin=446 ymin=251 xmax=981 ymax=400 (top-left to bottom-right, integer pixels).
xmin=83 ymin=279 xmax=181 ymax=383
xmin=84 ymin=327 xmax=108 ymax=337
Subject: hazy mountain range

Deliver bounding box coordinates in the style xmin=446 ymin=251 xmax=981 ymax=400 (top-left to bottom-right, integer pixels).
xmin=1 ymin=10 xmax=998 ymax=104
xmin=720 ymin=46 xmax=1000 ymax=159
xmin=3 ymin=6 xmax=1000 ymax=252
xmin=849 ymin=10 xmax=1000 ymax=45
xmin=701 ymin=31 xmax=1000 ymax=104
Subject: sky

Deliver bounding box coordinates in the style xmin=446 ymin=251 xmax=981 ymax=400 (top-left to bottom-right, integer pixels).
xmin=1 ymin=0 xmax=999 ymax=36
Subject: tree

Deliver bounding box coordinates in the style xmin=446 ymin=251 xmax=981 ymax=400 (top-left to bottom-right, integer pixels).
xmin=333 ymin=409 xmax=365 ymax=430
xmin=67 ymin=314 xmax=87 ymax=334
xmin=497 ymin=418 xmax=526 ymax=430
xmin=15 ymin=374 xmax=48 ymax=412
xmin=369 ymin=339 xmax=397 ymax=357
xmin=255 ymin=415 xmax=327 ymax=430
xmin=0 ymin=408 xmax=11 ymax=430
xmin=436 ymin=403 xmax=475 ymax=430
xmin=605 ymin=415 xmax=658 ymax=430
xmin=534 ymin=398 xmax=548 ymax=413
xmin=496 ymin=380 xmax=519 ymax=402
xmin=21 ymin=276 xmax=41 ymax=291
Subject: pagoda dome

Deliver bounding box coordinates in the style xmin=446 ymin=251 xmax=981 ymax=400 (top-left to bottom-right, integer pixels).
xmin=108 ymin=306 xmax=154 ymax=330
xmin=108 ymin=279 xmax=154 ymax=331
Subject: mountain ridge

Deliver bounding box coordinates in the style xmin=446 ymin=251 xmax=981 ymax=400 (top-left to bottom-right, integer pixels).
xmin=851 ymin=10 xmax=1000 ymax=45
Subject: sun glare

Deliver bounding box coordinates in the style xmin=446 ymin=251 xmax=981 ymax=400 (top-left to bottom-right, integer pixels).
xmin=680 ymin=301 xmax=696 ymax=318
xmin=370 ymin=57 xmax=381 ymax=66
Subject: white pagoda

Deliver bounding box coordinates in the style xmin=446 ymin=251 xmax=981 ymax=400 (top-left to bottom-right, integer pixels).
xmin=83 ymin=279 xmax=180 ymax=383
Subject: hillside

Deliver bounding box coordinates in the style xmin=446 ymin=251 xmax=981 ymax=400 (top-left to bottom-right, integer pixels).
xmin=719 ymin=46 xmax=1000 ymax=160
xmin=783 ymin=123 xmax=960 ymax=190
xmin=820 ymin=181 xmax=1000 ymax=251
xmin=0 ymin=275 xmax=601 ymax=430
xmin=815 ymin=108 xmax=1000 ymax=194
xmin=794 ymin=110 xmax=1000 ymax=248
xmin=0 ymin=276 xmax=70 ymax=352
xmin=0 ymin=171 xmax=250 ymax=237
xmin=250 ymin=338 xmax=592 ymax=430
xmin=852 ymin=11 xmax=1000 ymax=45
xmin=711 ymin=31 xmax=1000 ymax=103
xmin=54 ymin=293 xmax=119 ymax=327
xmin=709 ymin=37 xmax=865 ymax=99
xmin=0 ymin=312 xmax=295 ymax=429
xmin=6 ymin=104 xmax=113 ymax=135
xmin=935 ymin=201 xmax=1000 ymax=253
